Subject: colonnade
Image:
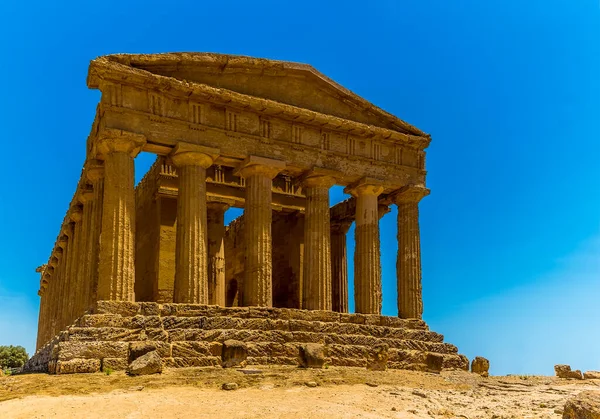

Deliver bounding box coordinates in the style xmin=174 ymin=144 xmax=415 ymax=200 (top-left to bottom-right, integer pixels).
xmin=36 ymin=132 xmax=429 ymax=349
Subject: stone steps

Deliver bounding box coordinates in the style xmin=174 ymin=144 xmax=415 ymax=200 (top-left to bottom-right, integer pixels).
xmin=25 ymin=301 xmax=469 ymax=374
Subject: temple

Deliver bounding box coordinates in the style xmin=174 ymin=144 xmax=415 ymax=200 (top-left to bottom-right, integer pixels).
xmin=27 ymin=53 xmax=467 ymax=374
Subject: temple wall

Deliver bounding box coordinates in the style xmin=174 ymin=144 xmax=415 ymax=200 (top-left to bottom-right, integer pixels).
xmin=224 ymin=216 xmax=245 ymax=306
xmin=135 ymin=169 xmax=159 ymax=302
xmin=157 ymin=197 xmax=177 ymax=303
xmin=272 ymin=212 xmax=304 ymax=309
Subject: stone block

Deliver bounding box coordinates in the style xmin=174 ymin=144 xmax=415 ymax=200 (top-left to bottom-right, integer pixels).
xmin=172 ymin=342 xmax=214 ymax=358
xmin=444 ymin=354 xmax=470 ymax=371
xmin=291 ymin=332 xmax=325 ymax=344
xmin=55 ymin=341 xmax=129 ymax=361
xmin=76 ymin=314 xmax=133 ymax=328
xmin=555 ymin=364 xmax=583 ymax=380
xmin=222 ymin=340 xmax=248 ymax=368
xmin=95 ymin=301 xmax=140 ymax=317
xmin=131 ymin=315 xmax=163 ymax=329
xmin=425 ymin=353 xmax=444 ymax=373
xmin=68 ymin=327 xmax=143 ymax=342
xmin=367 ymin=343 xmax=389 ymax=371
xmin=471 ymin=356 xmax=490 ymax=377
xmin=163 ymin=356 xmax=220 ymax=368
xmin=55 ymin=358 xmax=101 ymax=374
xmin=140 ymin=329 xmax=169 ymax=342
xmin=139 ymin=302 xmax=160 ymax=316
xmin=128 ymin=351 xmax=162 ymax=375
xmin=129 ymin=342 xmax=171 ymax=361
xmin=298 ymin=343 xmax=326 ymax=368
xmin=102 ymin=358 xmax=128 ymax=371
xmin=162 ymin=316 xmax=202 ymax=330
xmin=585 ymin=371 xmax=600 ymax=380
xmin=563 ymin=391 xmax=600 ymax=419
xmin=339 ymin=313 xmax=367 ymax=325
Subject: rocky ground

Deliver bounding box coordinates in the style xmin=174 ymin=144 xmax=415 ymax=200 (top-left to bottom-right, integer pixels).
xmin=0 ymin=367 xmax=597 ymax=418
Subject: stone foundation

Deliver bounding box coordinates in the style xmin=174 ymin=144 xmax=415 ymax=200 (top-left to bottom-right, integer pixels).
xmin=25 ymin=301 xmax=468 ymax=374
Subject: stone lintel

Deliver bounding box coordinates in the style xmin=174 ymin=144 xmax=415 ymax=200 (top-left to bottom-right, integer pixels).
xmin=344 ymin=177 xmax=385 ymax=197
xmin=85 ymin=159 xmax=104 ymax=182
xmin=299 ymin=167 xmax=339 ymax=188
xmin=96 ymin=129 xmax=146 ymax=158
xmin=392 ymin=184 xmax=430 ymax=204
xmin=169 ymin=143 xmax=219 ymax=168
xmin=207 ymin=201 xmax=231 ymax=212
xmin=235 ymin=155 xmax=285 ymax=179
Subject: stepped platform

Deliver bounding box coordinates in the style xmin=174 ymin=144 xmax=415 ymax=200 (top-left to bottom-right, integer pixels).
xmin=25 ymin=301 xmax=468 ymax=374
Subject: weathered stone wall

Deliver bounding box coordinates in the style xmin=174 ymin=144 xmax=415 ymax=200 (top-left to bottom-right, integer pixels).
xmin=272 ymin=211 xmax=304 ymax=308
xmin=224 ymin=216 xmax=245 ymax=306
xmin=157 ymin=197 xmax=177 ymax=303
xmin=24 ymin=301 xmax=468 ymax=375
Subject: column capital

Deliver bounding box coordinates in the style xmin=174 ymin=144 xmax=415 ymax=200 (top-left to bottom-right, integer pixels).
xmin=85 ymin=159 xmax=104 ymax=182
xmin=378 ymin=203 xmax=391 ymax=219
xmin=69 ymin=206 xmax=83 ymax=223
xmin=235 ymin=155 xmax=285 ymax=179
xmin=392 ymin=184 xmax=430 ymax=204
xmin=57 ymin=234 xmax=69 ymax=247
xmin=52 ymin=248 xmax=63 ymax=261
xmin=96 ymin=129 xmax=146 ymax=158
xmin=344 ymin=177 xmax=384 ymax=197
xmin=207 ymin=201 xmax=231 ymax=212
xmin=300 ymin=167 xmax=338 ymax=188
xmin=49 ymin=256 xmax=59 ymax=267
xmin=78 ymin=187 xmax=94 ymax=204
xmin=170 ymin=143 xmax=219 ymax=168
xmin=331 ymin=219 xmax=352 ymax=234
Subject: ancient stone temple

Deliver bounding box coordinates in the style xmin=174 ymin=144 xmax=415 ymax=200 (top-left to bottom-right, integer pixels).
xmin=26 ymin=53 xmax=467 ymax=374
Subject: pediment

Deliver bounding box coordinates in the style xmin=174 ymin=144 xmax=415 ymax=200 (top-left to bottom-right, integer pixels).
xmin=100 ymin=53 xmax=426 ymax=136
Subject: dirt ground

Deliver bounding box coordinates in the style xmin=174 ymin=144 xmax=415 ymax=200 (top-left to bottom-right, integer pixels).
xmin=0 ymin=367 xmax=597 ymax=418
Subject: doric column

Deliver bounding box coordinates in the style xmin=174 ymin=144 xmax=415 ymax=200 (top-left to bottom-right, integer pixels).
xmin=345 ymin=179 xmax=384 ymax=314
xmin=236 ymin=156 xmax=285 ymax=307
xmin=68 ymin=206 xmax=83 ymax=324
xmin=170 ymin=143 xmax=218 ymax=304
xmin=302 ymin=171 xmax=336 ymax=311
xmin=207 ymin=202 xmax=229 ymax=306
xmin=330 ymin=219 xmax=352 ymax=313
xmin=49 ymin=249 xmax=62 ymax=339
xmin=85 ymin=160 xmax=104 ymax=309
xmin=77 ymin=187 xmax=94 ymax=317
xmin=393 ymin=185 xmax=429 ymax=319
xmin=58 ymin=229 xmax=72 ymax=330
xmin=36 ymin=277 xmax=48 ymax=350
xmin=96 ymin=131 xmax=146 ymax=301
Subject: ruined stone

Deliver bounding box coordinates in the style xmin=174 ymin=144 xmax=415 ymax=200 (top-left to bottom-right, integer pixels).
xmin=298 ymin=343 xmax=327 ymax=368
xmin=102 ymin=358 xmax=128 ymax=371
xmin=128 ymin=350 xmax=162 ymax=376
xmin=555 ymin=364 xmax=584 ymax=380
xmin=425 ymin=353 xmax=444 ymax=373
xmin=129 ymin=342 xmax=171 ymax=362
xmin=366 ymin=343 xmax=389 ymax=371
xmin=471 ymin=356 xmax=490 ymax=377
xmin=55 ymin=359 xmax=101 ymax=374
xmin=221 ymin=340 xmax=247 ymax=368
xmin=585 ymin=371 xmax=600 ymax=380
xmin=222 ymin=382 xmax=238 ymax=391
xmin=563 ymin=391 xmax=600 ymax=419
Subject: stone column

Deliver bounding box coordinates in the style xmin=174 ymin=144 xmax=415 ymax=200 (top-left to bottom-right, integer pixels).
xmin=207 ymin=202 xmax=229 ymax=306
xmin=68 ymin=206 xmax=83 ymax=323
xmin=36 ymin=284 xmax=47 ymax=350
xmin=60 ymin=225 xmax=74 ymax=329
xmin=170 ymin=143 xmax=218 ymax=304
xmin=236 ymin=156 xmax=285 ymax=307
xmin=330 ymin=219 xmax=352 ymax=313
xmin=49 ymin=249 xmax=62 ymax=339
xmin=302 ymin=172 xmax=336 ymax=311
xmin=77 ymin=188 xmax=94 ymax=317
xmin=85 ymin=160 xmax=104 ymax=310
xmin=96 ymin=131 xmax=146 ymax=301
xmin=394 ymin=185 xmax=429 ymax=319
xmin=345 ymin=179 xmax=384 ymax=314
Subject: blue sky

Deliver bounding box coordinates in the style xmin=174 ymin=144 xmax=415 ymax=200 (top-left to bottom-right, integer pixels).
xmin=0 ymin=0 xmax=598 ymax=375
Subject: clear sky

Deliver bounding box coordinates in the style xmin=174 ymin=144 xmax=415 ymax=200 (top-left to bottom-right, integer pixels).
xmin=0 ymin=0 xmax=597 ymax=376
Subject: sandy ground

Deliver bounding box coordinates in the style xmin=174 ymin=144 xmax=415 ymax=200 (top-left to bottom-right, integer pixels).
xmin=1 ymin=367 xmax=597 ymax=418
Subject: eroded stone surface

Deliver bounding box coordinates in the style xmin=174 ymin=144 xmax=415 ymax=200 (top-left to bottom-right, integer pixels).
xmin=556 ymin=365 xmax=584 ymax=380
xmin=471 ymin=356 xmax=490 ymax=377
xmin=563 ymin=391 xmax=600 ymax=419
xmin=128 ymin=351 xmax=162 ymax=376
xmin=221 ymin=340 xmax=247 ymax=368
xmin=298 ymin=343 xmax=327 ymax=369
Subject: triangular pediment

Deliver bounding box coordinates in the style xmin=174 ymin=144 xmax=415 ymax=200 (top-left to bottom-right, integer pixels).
xmin=100 ymin=53 xmax=426 ymax=136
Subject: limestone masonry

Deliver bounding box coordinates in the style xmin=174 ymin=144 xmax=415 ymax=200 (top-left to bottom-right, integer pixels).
xmin=27 ymin=53 xmax=466 ymax=373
